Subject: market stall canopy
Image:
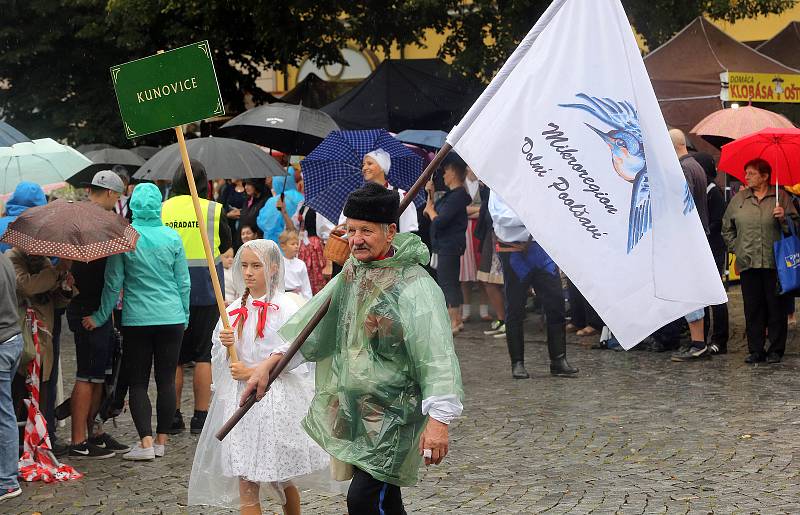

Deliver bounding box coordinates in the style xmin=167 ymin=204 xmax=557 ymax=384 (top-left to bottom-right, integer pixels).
xmin=280 ymin=73 xmax=358 ymax=109
xmin=644 ymin=17 xmax=800 ymax=139
xmin=757 ymin=22 xmax=800 ymax=70
xmin=321 ymin=59 xmax=480 ymax=132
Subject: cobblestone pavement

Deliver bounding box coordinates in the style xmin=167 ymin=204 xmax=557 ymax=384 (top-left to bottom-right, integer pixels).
xmin=7 ymin=287 xmax=800 ymax=514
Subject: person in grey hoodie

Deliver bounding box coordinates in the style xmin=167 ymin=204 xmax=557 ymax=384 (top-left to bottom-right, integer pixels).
xmin=0 ymin=253 xmax=22 ymax=501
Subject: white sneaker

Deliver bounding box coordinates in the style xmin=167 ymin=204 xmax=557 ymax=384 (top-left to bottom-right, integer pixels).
xmin=154 ymin=444 xmax=165 ymax=458
xmin=122 ymin=444 xmax=155 ymax=461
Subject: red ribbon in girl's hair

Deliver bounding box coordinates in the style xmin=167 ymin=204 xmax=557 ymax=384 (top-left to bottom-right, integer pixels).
xmin=228 ymin=306 xmax=248 ymax=329
xmin=251 ymin=301 xmax=280 ymax=338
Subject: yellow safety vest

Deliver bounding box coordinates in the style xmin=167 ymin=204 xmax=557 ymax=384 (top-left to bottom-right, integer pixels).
xmin=161 ymin=196 xmax=223 ymax=267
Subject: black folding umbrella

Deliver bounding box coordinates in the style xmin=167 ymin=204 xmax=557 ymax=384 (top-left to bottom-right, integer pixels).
xmin=217 ymin=102 xmax=339 ymax=156
xmin=129 ymin=145 xmax=161 ymax=160
xmin=67 ymin=148 xmax=145 ymax=187
xmin=133 ymin=136 xmax=286 ymax=181
xmin=76 ymin=143 xmax=117 ymax=153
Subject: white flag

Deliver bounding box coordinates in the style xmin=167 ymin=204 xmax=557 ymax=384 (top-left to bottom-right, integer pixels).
xmin=447 ymin=0 xmax=727 ymax=349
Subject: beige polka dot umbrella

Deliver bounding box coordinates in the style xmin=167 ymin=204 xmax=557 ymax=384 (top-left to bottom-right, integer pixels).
xmin=0 ymin=199 xmax=139 ymax=262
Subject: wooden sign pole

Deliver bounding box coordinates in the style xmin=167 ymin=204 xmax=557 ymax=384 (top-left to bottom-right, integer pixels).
xmin=215 ymin=143 xmax=453 ymax=440
xmin=174 ymin=125 xmax=237 ymax=362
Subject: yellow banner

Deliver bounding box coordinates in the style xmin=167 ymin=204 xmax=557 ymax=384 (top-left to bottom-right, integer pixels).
xmin=721 ymin=71 xmax=800 ymax=103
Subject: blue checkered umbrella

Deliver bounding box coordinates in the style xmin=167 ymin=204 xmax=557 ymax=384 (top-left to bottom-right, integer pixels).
xmin=302 ymin=129 xmax=425 ymax=223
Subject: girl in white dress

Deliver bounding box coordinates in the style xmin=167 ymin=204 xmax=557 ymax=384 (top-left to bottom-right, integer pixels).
xmin=188 ymin=239 xmax=329 ymax=515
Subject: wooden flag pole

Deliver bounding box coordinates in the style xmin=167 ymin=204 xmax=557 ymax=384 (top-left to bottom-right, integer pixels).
xmin=174 ymin=125 xmax=237 ymax=363
xmin=215 ymin=143 xmax=453 ymax=441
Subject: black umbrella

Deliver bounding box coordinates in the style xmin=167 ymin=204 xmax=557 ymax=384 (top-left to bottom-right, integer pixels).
xmin=76 ymin=143 xmax=117 ymax=153
xmin=133 ymin=137 xmax=286 ymax=181
xmin=0 ymin=121 xmax=31 ymax=147
xmin=129 ymin=145 xmax=161 ymax=160
xmin=67 ymin=148 xmax=145 ymax=187
xmin=216 ymin=102 xmax=339 ymax=156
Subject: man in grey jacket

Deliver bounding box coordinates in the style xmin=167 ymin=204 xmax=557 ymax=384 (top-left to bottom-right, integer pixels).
xmin=0 ymin=253 xmax=22 ymax=501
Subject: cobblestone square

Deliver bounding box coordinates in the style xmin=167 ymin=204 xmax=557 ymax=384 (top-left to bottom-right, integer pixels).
xmin=6 ymin=288 xmax=800 ymax=514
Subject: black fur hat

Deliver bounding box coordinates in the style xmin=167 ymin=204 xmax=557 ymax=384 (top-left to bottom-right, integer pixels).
xmin=342 ymin=183 xmax=400 ymax=224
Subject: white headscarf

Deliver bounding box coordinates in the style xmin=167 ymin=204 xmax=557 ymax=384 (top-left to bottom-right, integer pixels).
xmin=232 ymin=239 xmax=285 ymax=301
xmin=365 ymin=148 xmax=391 ymax=173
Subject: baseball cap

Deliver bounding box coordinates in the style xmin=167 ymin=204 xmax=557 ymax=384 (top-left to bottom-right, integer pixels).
xmin=90 ymin=170 xmax=125 ymax=193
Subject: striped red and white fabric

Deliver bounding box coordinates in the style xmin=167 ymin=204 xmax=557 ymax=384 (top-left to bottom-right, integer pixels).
xmin=18 ymin=310 xmax=82 ymax=483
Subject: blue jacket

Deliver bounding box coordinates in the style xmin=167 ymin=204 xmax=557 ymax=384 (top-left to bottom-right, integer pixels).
xmin=91 ymin=183 xmax=191 ymax=327
xmin=0 ymin=182 xmax=46 ymax=253
xmin=257 ymin=174 xmax=304 ymax=244
xmin=430 ymin=186 xmax=471 ymax=255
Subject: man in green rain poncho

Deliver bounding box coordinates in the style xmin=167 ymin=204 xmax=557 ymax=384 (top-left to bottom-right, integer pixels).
xmin=242 ymin=182 xmax=464 ymax=514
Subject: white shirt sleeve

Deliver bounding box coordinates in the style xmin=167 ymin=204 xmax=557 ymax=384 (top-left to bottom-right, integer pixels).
xmin=421 ymin=394 xmax=464 ymax=425
xmin=269 ymin=339 xmax=307 ymax=370
xmin=398 ymin=196 xmax=419 ymax=232
xmin=299 ymin=262 xmax=313 ymax=300
xmin=488 ymin=191 xmax=531 ymax=243
xmin=316 ymin=213 xmax=335 ymax=243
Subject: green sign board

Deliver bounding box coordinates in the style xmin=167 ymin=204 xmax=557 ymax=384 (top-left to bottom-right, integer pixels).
xmin=110 ymin=41 xmax=224 ymax=138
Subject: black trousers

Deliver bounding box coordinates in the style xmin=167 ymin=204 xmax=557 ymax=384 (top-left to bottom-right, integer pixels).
xmin=347 ymin=468 xmax=406 ymax=515
xmin=499 ymin=252 xmax=565 ymax=364
xmin=704 ymin=244 xmax=729 ymax=349
xmin=121 ymin=324 xmax=184 ymax=437
xmin=436 ymin=253 xmax=463 ymax=308
xmin=567 ymin=280 xmax=602 ymax=330
xmin=740 ymin=268 xmax=787 ymax=356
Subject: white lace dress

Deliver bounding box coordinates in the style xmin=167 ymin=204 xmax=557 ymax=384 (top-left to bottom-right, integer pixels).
xmin=188 ymin=292 xmax=329 ymax=508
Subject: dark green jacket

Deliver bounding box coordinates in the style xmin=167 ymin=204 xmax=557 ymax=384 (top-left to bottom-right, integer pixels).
xmin=722 ymin=188 xmax=798 ymax=272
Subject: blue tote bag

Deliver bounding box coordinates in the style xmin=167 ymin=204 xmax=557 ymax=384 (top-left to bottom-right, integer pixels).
xmin=774 ymin=218 xmax=800 ymax=294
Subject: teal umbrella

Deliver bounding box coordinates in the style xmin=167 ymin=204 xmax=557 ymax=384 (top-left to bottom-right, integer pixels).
xmin=0 ymin=138 xmax=91 ymax=194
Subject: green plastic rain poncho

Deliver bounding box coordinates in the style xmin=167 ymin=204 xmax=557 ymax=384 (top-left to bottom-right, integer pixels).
xmin=278 ymin=232 xmax=463 ymax=487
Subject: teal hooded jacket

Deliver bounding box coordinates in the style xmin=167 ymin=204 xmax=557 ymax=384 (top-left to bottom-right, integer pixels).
xmin=91 ymin=183 xmax=191 ymax=327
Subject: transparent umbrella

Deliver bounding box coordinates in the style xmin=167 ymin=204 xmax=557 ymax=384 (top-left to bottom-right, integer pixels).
xmin=0 ymin=139 xmax=92 ymax=194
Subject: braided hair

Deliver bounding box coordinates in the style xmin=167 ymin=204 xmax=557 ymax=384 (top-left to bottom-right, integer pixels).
xmin=237 ymin=288 xmax=250 ymax=339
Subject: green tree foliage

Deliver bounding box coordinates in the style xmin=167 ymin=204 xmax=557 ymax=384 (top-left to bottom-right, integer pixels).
xmin=0 ymin=0 xmax=795 ymax=145
xmin=0 ymin=0 xmax=350 ymax=145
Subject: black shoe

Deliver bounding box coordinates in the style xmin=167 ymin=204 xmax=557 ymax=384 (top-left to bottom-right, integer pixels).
xmin=550 ymin=357 xmax=579 ymax=376
xmin=745 ymin=352 xmax=766 ymax=364
xmin=511 ymin=362 xmax=529 ymax=379
xmin=547 ymin=323 xmax=578 ymax=376
xmin=671 ymin=343 xmax=710 ymax=362
xmin=68 ymin=441 xmax=115 ymax=459
xmin=591 ymin=340 xmax=608 ymax=350
xmin=89 ymin=433 xmax=131 ymax=453
xmin=190 ymin=411 xmax=208 ymax=434
xmin=766 ymin=352 xmax=782 ymax=364
xmin=165 ymin=409 xmax=185 ymax=435
xmin=55 ymin=398 xmax=71 ymax=421
xmin=51 ymin=437 xmax=69 ymax=457
xmin=707 ymin=343 xmax=727 ymax=355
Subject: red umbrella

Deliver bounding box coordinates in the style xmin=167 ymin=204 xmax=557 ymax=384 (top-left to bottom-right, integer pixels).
xmin=719 ymin=128 xmax=800 ymax=204
xmin=0 ymin=199 xmax=139 ymax=262
xmin=691 ymin=106 xmax=795 ymax=149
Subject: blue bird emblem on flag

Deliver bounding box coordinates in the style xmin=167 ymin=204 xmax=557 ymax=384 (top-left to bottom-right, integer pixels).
xmin=559 ymin=93 xmax=695 ymax=253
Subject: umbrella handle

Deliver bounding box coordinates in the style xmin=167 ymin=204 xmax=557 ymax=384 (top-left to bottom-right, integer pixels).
xmin=174 ymin=126 xmax=238 ymax=363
